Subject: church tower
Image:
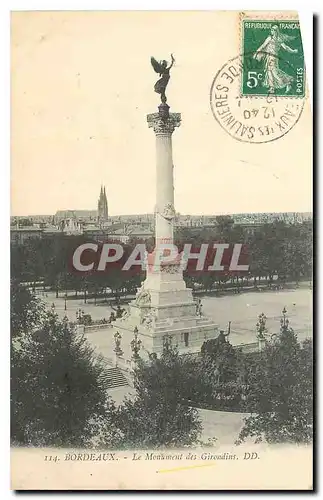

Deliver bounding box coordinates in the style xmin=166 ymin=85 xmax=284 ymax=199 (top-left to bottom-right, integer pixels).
xmin=97 ymin=185 xmax=108 ymax=222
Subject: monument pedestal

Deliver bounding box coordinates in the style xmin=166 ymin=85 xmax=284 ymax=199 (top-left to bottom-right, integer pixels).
xmin=115 ymin=264 xmax=219 ymax=356
xmin=113 ymin=107 xmax=219 ymax=358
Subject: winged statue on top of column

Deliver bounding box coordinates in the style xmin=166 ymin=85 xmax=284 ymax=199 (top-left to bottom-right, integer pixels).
xmin=150 ymin=54 xmax=175 ymax=103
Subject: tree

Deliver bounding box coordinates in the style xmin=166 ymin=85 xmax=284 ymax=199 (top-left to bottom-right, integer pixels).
xmin=283 ymin=222 xmax=313 ymax=285
xmin=11 ymin=280 xmax=45 ymax=338
xmin=11 ymin=308 xmax=118 ymax=448
xmin=192 ymin=333 xmax=243 ymax=411
xmin=215 ymin=215 xmax=235 ymax=241
xmin=201 ymin=332 xmax=239 ymax=383
xmin=237 ymin=311 xmax=313 ymax=444
xmin=11 ymin=219 xmax=313 ymax=302
xmin=115 ymin=340 xmax=202 ymax=448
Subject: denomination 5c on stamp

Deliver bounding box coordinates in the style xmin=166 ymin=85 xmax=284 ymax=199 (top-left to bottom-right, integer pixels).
xmin=241 ymin=20 xmax=305 ymax=97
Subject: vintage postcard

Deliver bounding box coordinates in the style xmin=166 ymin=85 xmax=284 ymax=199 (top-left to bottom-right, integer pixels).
xmin=11 ymin=10 xmax=313 ymax=490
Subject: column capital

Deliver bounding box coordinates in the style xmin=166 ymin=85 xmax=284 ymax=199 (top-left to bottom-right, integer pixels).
xmin=147 ymin=111 xmax=181 ymax=135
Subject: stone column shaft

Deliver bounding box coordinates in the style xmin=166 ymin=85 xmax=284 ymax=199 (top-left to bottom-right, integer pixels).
xmin=156 ymin=133 xmax=174 ymax=243
xmin=147 ymin=109 xmax=181 ymax=246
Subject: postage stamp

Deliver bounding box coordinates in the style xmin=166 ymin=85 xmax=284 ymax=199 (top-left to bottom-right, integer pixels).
xmin=241 ymin=20 xmax=305 ymax=97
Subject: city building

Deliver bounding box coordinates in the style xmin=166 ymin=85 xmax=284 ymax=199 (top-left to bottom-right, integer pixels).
xmin=54 ymin=210 xmax=98 ymax=222
xmin=11 ymin=206 xmax=312 ymax=247
xmin=10 ymin=226 xmax=43 ymax=245
xmin=59 ymin=218 xmax=83 ymax=235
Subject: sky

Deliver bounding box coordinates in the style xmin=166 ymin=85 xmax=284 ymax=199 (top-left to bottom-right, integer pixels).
xmin=11 ymin=11 xmax=312 ymax=216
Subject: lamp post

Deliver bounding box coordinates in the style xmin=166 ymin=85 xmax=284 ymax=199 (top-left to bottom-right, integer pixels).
xmin=114 ymin=331 xmax=123 ymax=357
xmin=256 ymin=312 xmax=267 ymax=337
xmin=76 ymin=308 xmax=84 ymax=324
xmin=280 ymin=306 xmax=289 ymax=332
xmin=64 ymin=292 xmax=67 ymax=311
xmin=256 ymin=312 xmax=267 ymax=352
xmin=130 ymin=327 xmax=142 ymax=361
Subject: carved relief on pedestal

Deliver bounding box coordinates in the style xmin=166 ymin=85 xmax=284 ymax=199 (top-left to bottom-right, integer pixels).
xmin=120 ymin=309 xmax=130 ymax=321
xmin=134 ymin=288 xmax=151 ymax=307
xmin=160 ymin=202 xmax=176 ymax=221
xmin=140 ymin=308 xmax=157 ymax=330
xmin=160 ymin=263 xmax=181 ymax=274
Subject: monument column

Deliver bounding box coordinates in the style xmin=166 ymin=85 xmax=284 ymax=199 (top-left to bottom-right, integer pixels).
xmin=112 ymin=58 xmax=219 ymax=357
xmin=147 ymin=104 xmax=181 ymax=246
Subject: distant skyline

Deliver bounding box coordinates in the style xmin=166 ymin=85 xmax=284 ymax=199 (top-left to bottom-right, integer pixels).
xmin=11 ymin=11 xmax=312 ymax=217
xmin=12 ymin=209 xmax=313 ymax=218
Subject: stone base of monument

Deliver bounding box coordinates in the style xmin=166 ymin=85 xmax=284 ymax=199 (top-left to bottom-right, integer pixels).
xmin=114 ymin=316 xmax=219 ymax=359
xmin=112 ymin=263 xmax=219 ymax=360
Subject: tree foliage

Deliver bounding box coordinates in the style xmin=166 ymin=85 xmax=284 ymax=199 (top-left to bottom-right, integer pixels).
xmin=11 ymin=274 xmax=313 ymax=448
xmin=115 ymin=341 xmax=202 ymax=449
xmin=11 ymin=308 xmax=118 ymax=448
xmin=201 ymin=333 xmax=240 ymax=383
xmin=11 ymin=280 xmax=45 ymax=338
xmin=237 ymin=326 xmax=313 ymax=444
xmin=11 ymin=221 xmax=312 ymax=298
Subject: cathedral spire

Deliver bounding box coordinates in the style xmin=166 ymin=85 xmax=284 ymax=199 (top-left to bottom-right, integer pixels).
xmin=97 ymin=184 xmax=108 ymax=222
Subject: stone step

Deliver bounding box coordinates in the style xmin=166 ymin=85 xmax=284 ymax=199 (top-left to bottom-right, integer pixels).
xmin=103 ymin=367 xmax=129 ymax=389
xmin=104 ymin=357 xmax=114 ymax=367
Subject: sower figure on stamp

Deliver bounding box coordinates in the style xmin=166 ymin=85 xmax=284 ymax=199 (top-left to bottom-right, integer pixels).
xmin=253 ymin=25 xmax=298 ymax=94
xmin=151 ymin=54 xmax=175 ymax=103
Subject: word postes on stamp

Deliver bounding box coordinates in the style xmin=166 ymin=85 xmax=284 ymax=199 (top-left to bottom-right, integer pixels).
xmin=241 ymin=20 xmax=305 ymax=97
